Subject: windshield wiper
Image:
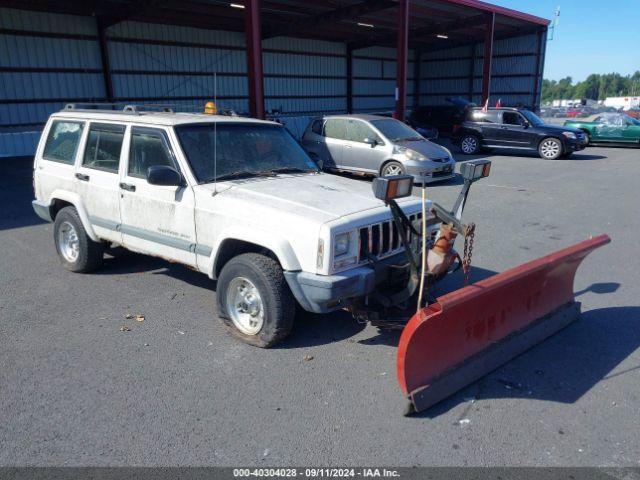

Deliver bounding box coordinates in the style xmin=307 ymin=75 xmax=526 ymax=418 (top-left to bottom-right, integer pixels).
xmin=203 ymin=170 xmax=275 ymax=183
xmin=268 ymin=167 xmax=316 ymax=174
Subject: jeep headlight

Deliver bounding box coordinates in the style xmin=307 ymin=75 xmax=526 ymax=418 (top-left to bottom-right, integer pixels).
xmin=562 ymin=131 xmax=577 ymax=139
xmin=334 ymin=232 xmax=350 ymax=257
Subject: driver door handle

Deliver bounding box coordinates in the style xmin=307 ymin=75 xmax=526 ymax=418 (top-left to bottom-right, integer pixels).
xmin=75 ymin=172 xmax=90 ymax=181
xmin=119 ymin=182 xmax=136 ymax=192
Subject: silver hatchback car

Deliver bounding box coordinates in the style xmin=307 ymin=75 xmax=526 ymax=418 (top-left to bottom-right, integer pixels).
xmin=301 ymin=114 xmax=455 ymax=183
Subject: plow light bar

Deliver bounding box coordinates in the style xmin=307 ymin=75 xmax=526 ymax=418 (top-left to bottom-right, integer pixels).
xmin=372 ymin=175 xmax=414 ymax=203
xmin=460 ymin=159 xmax=491 ymax=181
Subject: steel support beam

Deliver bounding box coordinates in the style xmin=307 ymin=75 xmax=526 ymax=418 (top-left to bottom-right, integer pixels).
xmin=395 ymin=0 xmax=409 ymax=121
xmin=96 ymin=17 xmax=114 ymax=103
xmin=481 ymin=12 xmax=495 ymax=106
xmin=467 ymin=44 xmax=475 ymax=101
xmin=245 ymin=0 xmax=265 ymax=119
xmin=412 ymin=48 xmax=421 ymax=109
xmin=532 ymin=27 xmax=545 ymax=111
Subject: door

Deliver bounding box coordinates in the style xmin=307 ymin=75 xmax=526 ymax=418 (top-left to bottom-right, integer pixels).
xmin=597 ymin=115 xmax=626 ymax=141
xmin=342 ymin=119 xmax=387 ymax=172
xmin=322 ymin=118 xmax=349 ymax=168
xmin=470 ymin=110 xmax=502 ymax=145
xmin=498 ymin=111 xmax=532 ymax=148
xmin=75 ymin=122 xmax=126 ymax=243
xmin=119 ymin=126 xmax=197 ymax=267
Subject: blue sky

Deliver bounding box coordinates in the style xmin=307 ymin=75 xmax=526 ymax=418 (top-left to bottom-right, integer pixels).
xmin=489 ymin=0 xmax=640 ymax=82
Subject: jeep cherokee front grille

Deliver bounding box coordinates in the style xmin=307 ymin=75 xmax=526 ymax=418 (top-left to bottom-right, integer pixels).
xmin=357 ymin=213 xmax=422 ymax=264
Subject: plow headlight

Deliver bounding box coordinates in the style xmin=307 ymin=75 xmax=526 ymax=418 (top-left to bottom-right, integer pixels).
xmin=460 ymin=159 xmax=491 ymax=182
xmin=372 ymin=175 xmax=414 ymax=202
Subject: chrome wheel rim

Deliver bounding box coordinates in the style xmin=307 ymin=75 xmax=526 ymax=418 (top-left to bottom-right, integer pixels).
xmin=226 ymin=277 xmax=264 ymax=335
xmin=383 ymin=164 xmax=403 ymax=176
xmin=541 ymin=139 xmax=560 ymax=158
xmin=461 ymin=137 xmax=477 ymax=154
xmin=58 ymin=221 xmax=80 ymax=263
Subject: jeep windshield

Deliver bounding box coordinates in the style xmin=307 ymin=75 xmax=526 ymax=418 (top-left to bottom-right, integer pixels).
xmin=175 ymin=123 xmax=319 ymax=183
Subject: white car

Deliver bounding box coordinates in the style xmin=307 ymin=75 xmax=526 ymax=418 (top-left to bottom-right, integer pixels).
xmin=32 ymin=105 xmax=430 ymax=347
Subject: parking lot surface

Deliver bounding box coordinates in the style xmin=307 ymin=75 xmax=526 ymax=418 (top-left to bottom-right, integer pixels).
xmin=1 ymin=144 xmax=639 ymax=466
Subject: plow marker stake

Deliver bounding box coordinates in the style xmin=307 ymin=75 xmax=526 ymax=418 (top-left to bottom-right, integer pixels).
xmin=397 ymin=234 xmax=611 ymax=415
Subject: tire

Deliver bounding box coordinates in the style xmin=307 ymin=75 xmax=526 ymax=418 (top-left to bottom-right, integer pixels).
xmin=216 ymin=253 xmax=295 ymax=348
xmin=53 ymin=206 xmax=104 ymax=272
xmin=460 ymin=135 xmax=480 ymax=155
xmin=380 ymin=161 xmax=405 ymax=177
xmin=583 ymin=132 xmax=591 ymax=146
xmin=538 ymin=137 xmax=563 ymax=160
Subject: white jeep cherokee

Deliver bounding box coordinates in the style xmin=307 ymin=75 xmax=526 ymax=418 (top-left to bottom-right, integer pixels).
xmin=32 ymin=106 xmax=426 ymax=347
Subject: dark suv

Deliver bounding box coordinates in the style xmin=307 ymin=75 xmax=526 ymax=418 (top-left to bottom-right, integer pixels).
xmin=451 ymin=107 xmax=587 ymax=159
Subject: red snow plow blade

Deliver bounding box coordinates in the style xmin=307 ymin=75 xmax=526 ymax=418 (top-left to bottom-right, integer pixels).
xmin=397 ymin=234 xmax=611 ymax=415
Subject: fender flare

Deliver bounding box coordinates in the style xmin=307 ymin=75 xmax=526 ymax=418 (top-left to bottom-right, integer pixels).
xmin=206 ymin=226 xmax=302 ymax=279
xmin=47 ymin=190 xmax=100 ymax=242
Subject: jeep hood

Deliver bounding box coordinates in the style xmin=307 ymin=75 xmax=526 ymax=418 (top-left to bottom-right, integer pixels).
xmin=198 ymin=173 xmax=419 ymax=223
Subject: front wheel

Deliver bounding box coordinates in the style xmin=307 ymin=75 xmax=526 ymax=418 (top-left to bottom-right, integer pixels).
xmin=380 ymin=161 xmax=405 ymax=177
xmin=460 ymin=135 xmax=480 ymax=155
xmin=53 ymin=206 xmax=104 ymax=272
xmin=538 ymin=138 xmax=563 ymax=160
xmin=217 ymin=253 xmax=295 ymax=348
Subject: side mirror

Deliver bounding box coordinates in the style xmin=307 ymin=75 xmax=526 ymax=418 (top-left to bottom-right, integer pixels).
xmin=363 ymin=137 xmax=378 ymax=147
xmin=147 ymin=165 xmax=183 ymax=187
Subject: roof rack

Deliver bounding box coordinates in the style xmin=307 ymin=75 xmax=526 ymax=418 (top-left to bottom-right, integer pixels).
xmin=63 ymin=103 xmax=174 ymax=114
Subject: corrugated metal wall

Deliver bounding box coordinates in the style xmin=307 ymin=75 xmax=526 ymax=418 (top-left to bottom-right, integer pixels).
xmin=0 ymin=8 xmax=104 ymax=156
xmin=351 ymin=46 xmax=415 ymax=113
xmin=419 ymin=32 xmax=545 ymax=108
xmin=1 ymin=5 xmax=545 ymax=157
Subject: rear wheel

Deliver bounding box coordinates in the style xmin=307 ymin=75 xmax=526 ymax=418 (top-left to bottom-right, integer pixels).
xmin=380 ymin=161 xmax=405 ymax=177
xmin=217 ymin=253 xmax=295 ymax=348
xmin=538 ymin=138 xmax=563 ymax=160
xmin=460 ymin=135 xmax=480 ymax=155
xmin=53 ymin=206 xmax=104 ymax=272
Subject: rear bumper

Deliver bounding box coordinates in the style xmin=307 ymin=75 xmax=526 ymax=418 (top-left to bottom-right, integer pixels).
xmin=284 ymin=252 xmax=409 ymax=314
xmin=32 ymin=200 xmax=53 ymax=222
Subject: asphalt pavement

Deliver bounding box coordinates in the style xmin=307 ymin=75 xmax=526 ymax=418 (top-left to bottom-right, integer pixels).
xmin=1 ymin=143 xmax=639 ymax=466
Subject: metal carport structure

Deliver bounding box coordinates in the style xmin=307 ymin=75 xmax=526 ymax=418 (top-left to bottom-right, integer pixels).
xmin=0 ymin=0 xmax=549 ymax=156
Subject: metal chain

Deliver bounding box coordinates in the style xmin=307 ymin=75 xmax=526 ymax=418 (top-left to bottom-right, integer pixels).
xmin=462 ymin=223 xmax=476 ymax=285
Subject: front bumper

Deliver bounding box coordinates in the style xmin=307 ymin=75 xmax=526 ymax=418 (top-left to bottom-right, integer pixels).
xmin=284 ymin=252 xmax=409 ymax=314
xmin=565 ymin=139 xmax=586 ymax=152
xmin=405 ymin=164 xmax=455 ymax=183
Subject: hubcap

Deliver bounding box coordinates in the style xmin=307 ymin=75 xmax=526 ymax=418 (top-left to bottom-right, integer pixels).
xmin=58 ymin=221 xmax=80 ymax=263
xmin=226 ymin=277 xmax=264 ymax=335
xmin=541 ymin=140 xmax=560 ymax=158
xmin=461 ymin=137 xmax=477 ymax=153
xmin=383 ymin=164 xmax=403 ymax=176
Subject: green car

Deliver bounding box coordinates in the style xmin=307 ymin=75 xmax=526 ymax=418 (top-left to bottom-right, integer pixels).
xmin=564 ymin=113 xmax=640 ymax=146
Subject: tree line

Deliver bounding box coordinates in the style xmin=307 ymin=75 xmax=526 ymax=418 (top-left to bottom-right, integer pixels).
xmin=541 ymin=71 xmax=640 ymax=102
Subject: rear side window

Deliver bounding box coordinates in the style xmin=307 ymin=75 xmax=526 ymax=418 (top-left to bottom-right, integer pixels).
xmin=42 ymin=120 xmax=85 ymax=164
xmin=128 ymin=128 xmax=176 ymax=178
xmin=311 ymin=119 xmax=324 ymax=135
xmin=467 ymin=110 xmax=499 ymax=123
xmin=324 ymin=119 xmax=349 ymax=140
xmin=82 ymin=123 xmax=125 ymax=173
